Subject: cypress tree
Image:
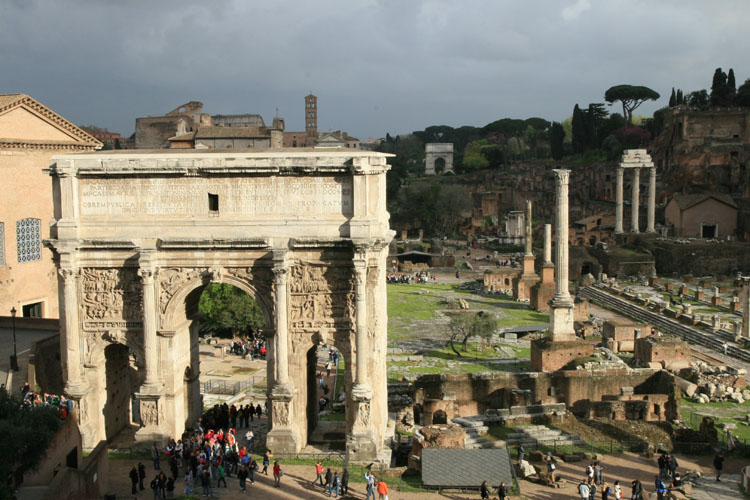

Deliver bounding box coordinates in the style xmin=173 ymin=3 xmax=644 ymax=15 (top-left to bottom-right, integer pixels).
xmin=676 ymin=89 xmax=684 ymax=105
xmin=710 ymin=67 xmax=728 ymax=106
xmin=571 ymin=104 xmax=587 ymax=154
xmin=669 ymin=88 xmax=676 ymax=107
xmin=550 ymin=122 xmax=565 ymax=160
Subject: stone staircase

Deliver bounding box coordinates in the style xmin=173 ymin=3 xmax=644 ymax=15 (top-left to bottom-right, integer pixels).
xmin=451 ymin=415 xmax=506 ymax=449
xmin=504 ymin=425 xmax=585 ymax=447
xmin=579 ymin=285 xmax=750 ymax=364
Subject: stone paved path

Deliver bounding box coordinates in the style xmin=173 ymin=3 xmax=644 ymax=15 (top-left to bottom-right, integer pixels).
xmin=691 ymin=473 xmax=742 ymax=500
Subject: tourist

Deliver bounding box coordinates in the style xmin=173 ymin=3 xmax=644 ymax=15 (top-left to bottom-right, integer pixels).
xmin=601 ymin=482 xmax=612 ymax=500
xmin=517 ymin=444 xmax=525 ymax=463
xmin=654 ymin=475 xmax=667 ymax=500
xmin=313 ymin=460 xmax=324 ymax=486
xmin=341 ymin=468 xmax=349 ymax=495
xmin=330 ymin=471 xmax=341 ymax=498
xmin=326 ymin=360 xmax=332 ymax=377
xmin=713 ymin=452 xmax=724 ymax=481
xmin=273 ymin=460 xmax=282 ymax=487
xmin=150 ymin=474 xmax=161 ymax=499
xmin=376 ymin=478 xmax=388 ymax=500
xmin=256 ymin=403 xmax=262 ymax=417
xmin=364 ymin=471 xmax=376 ymax=500
xmin=497 ymin=481 xmax=508 ymax=500
xmin=588 ymin=478 xmax=597 ymax=500
xmin=138 ymin=462 xmax=146 ymax=490
xmin=249 ymin=458 xmax=258 ymax=484
xmin=657 ymin=453 xmax=668 ymax=480
xmin=547 ymin=457 xmax=557 ymax=482
xmin=613 ymin=480 xmax=622 ymax=499
xmin=238 ymin=464 xmax=248 ymax=492
xmin=586 ymin=463 xmax=595 ymax=482
xmin=671 ymin=472 xmax=682 ymax=488
xmin=480 ymin=480 xmax=490 ymax=499
xmin=578 ymin=479 xmax=590 ymax=500
xmin=200 ymin=467 xmax=211 ymax=496
xmin=152 ymin=442 xmax=161 ymax=470
xmin=245 ymin=429 xmax=254 ymax=451
xmin=630 ymin=479 xmax=642 ymax=500
xmin=668 ymin=454 xmax=678 ymax=480
xmin=183 ymin=469 xmax=193 ymax=496
xmin=262 ymin=450 xmax=271 ymax=474
xmin=594 ymin=460 xmax=603 ymax=485
xmin=129 ymin=466 xmax=139 ymax=494
xmin=324 ymin=467 xmax=332 ymax=494
xmin=217 ymin=461 xmax=227 ymax=487
xmin=158 ymin=471 xmax=167 ymax=498
xmin=165 ymin=476 xmax=175 ymax=498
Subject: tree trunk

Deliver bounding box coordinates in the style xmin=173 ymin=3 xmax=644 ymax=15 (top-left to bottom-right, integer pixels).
xmin=449 ymin=337 xmax=462 ymax=357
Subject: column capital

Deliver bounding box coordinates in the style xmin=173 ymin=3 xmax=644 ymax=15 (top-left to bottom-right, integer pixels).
xmin=58 ymin=267 xmax=79 ymax=284
xmin=138 ymin=268 xmax=156 ymax=284
xmin=272 ymin=266 xmax=289 ymax=285
xmin=552 ymin=168 xmax=570 ymax=185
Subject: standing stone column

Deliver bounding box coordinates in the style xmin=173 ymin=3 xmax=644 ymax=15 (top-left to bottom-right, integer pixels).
xmin=266 ymin=249 xmax=298 ymax=454
xmin=272 ymin=256 xmax=291 ymax=390
xmin=549 ymin=170 xmax=575 ymax=340
xmin=647 ymin=167 xmax=656 ymax=232
xmin=615 ymin=167 xmax=624 ymax=234
xmin=138 ymin=266 xmax=160 ymax=390
xmin=742 ymin=278 xmax=750 ymax=340
xmin=631 ymin=167 xmax=641 ymax=233
xmin=524 ymin=199 xmax=533 ymax=256
xmin=352 ymin=258 xmax=370 ymax=394
xmin=59 ymin=266 xmax=86 ymax=395
xmin=544 ymin=224 xmax=552 ymax=265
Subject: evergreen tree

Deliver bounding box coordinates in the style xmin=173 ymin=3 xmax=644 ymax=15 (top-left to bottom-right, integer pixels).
xmin=550 ymin=122 xmax=565 ymax=160
xmin=676 ymin=89 xmax=684 ymax=105
xmin=669 ymin=88 xmax=676 ymax=107
xmin=728 ymin=68 xmax=736 ymax=104
xmin=710 ymin=67 xmax=729 ymax=106
xmin=571 ymin=104 xmax=587 ymax=154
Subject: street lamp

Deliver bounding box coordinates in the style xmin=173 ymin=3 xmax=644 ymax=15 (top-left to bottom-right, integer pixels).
xmin=10 ymin=307 xmax=18 ymax=372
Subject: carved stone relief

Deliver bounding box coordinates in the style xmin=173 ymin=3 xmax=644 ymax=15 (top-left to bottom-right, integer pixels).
xmin=140 ymin=400 xmax=159 ymax=427
xmin=356 ymin=401 xmax=371 ymax=428
xmin=80 ymin=268 xmax=142 ymax=327
xmin=273 ymin=400 xmax=290 ymax=427
xmin=289 ymin=264 xmax=354 ymax=330
xmin=158 ymin=267 xmax=206 ymax=316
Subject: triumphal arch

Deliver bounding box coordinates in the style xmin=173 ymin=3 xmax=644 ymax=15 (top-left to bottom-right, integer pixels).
xmin=45 ymin=149 xmax=394 ymax=460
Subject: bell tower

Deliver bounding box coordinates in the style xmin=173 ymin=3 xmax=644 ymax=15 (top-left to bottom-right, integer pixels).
xmin=305 ymin=94 xmax=318 ymax=144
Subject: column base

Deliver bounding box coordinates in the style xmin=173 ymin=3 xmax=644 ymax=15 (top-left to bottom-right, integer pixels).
xmin=134 ymin=392 xmax=166 ymax=444
xmin=271 ymin=383 xmax=295 ymax=400
xmin=347 ymin=431 xmax=378 ymax=461
xmin=549 ymin=305 xmax=576 ymax=341
xmin=266 ymin=427 xmax=300 ymax=455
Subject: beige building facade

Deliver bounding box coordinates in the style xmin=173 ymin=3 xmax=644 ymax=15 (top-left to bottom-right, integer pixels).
xmin=46 ymin=149 xmax=394 ymax=461
xmin=0 ymin=94 xmax=100 ymax=318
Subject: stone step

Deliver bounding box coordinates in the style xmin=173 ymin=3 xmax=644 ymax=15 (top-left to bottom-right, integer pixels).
xmin=465 ymin=426 xmax=489 ymax=435
xmin=581 ymin=285 xmax=750 ymax=363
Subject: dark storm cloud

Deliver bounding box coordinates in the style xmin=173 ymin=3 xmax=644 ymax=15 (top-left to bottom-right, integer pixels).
xmin=0 ymin=0 xmax=747 ymax=139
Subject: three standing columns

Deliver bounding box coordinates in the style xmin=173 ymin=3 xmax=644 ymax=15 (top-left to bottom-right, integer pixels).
xmin=614 ymin=149 xmax=656 ymax=234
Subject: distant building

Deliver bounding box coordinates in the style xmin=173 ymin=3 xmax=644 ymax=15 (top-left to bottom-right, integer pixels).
xmin=0 ymin=94 xmax=100 ymax=318
xmin=315 ymin=130 xmax=360 ymax=149
xmin=82 ymin=129 xmax=125 ymax=148
xmin=665 ymin=193 xmax=738 ymax=238
xmin=169 ymin=115 xmax=285 ymax=149
xmin=135 ymin=101 xmax=209 ymax=149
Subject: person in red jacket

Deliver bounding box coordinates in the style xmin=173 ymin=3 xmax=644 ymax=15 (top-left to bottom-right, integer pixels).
xmin=377 ymin=478 xmax=388 ymax=500
xmin=273 ymin=460 xmax=282 ymax=488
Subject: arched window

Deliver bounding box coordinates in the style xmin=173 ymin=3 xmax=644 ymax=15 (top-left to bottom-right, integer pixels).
xmin=16 ymin=218 xmax=41 ymax=263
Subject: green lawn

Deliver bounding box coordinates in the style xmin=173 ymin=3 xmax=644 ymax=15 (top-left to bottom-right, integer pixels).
xmin=680 ymin=397 xmax=750 ymax=443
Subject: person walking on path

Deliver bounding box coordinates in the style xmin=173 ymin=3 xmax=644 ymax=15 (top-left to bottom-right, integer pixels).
xmin=377 ymin=478 xmax=388 ymax=500
xmin=578 ymin=479 xmax=590 ymax=500
xmin=217 ymin=462 xmax=227 ymax=488
xmin=614 ymin=480 xmax=622 ymax=499
xmin=129 ymin=466 xmax=139 ymax=495
xmin=668 ymin=455 xmax=678 ymax=481
xmin=364 ymin=471 xmax=376 ymax=500
xmin=517 ymin=444 xmax=525 ymax=463
xmin=329 ymin=472 xmax=341 ymax=498
xmin=313 ymin=460 xmax=324 ymax=486
xmin=183 ymin=469 xmax=193 ymax=496
xmin=480 ymin=480 xmax=490 ymax=499
xmin=152 ymin=442 xmax=161 ymax=470
xmin=238 ymin=465 xmax=248 ymax=492
xmin=713 ymin=452 xmax=724 ymax=481
xmin=262 ymin=450 xmax=270 ymax=475
xmin=273 ymin=460 xmax=282 ymax=488
xmin=654 ymin=475 xmax=668 ymax=500
xmin=630 ymin=479 xmax=642 ymax=500
xmin=498 ymin=481 xmax=508 ymax=500
xmin=138 ymin=462 xmax=146 ymax=490
xmin=323 ymin=468 xmax=332 ymax=494
xmin=341 ymin=468 xmax=349 ymax=495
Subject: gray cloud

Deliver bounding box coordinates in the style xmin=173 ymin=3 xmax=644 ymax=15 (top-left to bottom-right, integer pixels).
xmin=0 ymin=0 xmax=747 ymax=139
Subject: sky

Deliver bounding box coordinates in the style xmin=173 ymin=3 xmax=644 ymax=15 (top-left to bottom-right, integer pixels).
xmin=1 ymin=0 xmax=748 ymax=140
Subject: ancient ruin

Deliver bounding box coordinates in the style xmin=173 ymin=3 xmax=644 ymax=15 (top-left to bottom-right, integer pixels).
xmin=615 ymin=149 xmax=656 ymax=234
xmin=44 ymin=149 xmax=394 ymax=461
xmin=424 ymin=143 xmax=454 ymax=175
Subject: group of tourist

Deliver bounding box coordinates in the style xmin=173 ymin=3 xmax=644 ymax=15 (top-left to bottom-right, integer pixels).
xmin=310 ymin=460 xmax=352 ymax=498
xmin=18 ymin=381 xmax=72 ymax=420
xmin=129 ymin=402 xmax=274 ymax=497
xmin=479 ymin=480 xmax=509 ymax=499
xmin=228 ymin=336 xmax=267 ymax=360
xmin=386 ymin=272 xmax=437 ymax=284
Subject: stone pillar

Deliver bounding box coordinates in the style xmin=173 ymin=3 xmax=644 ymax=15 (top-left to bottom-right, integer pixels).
xmin=615 ymin=167 xmax=624 ymax=234
xmin=543 ymin=224 xmax=552 ymax=265
xmin=524 ymin=199 xmax=533 ymax=256
xmin=647 ymin=167 xmax=656 ymax=232
xmin=549 ymin=169 xmax=575 ymax=340
xmin=138 ymin=266 xmax=160 ymax=390
xmin=266 ymin=248 xmax=299 ymax=454
xmin=349 ymin=244 xmax=376 ymax=460
xmin=742 ymin=278 xmax=750 ymax=340
xmin=59 ymin=266 xmax=86 ymax=396
xmin=631 ymin=167 xmax=640 ymax=233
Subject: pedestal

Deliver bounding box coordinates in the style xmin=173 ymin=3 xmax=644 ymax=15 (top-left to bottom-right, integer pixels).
xmin=549 ymin=299 xmax=576 ymax=342
xmin=347 ymin=385 xmax=378 ymax=461
xmin=135 ymin=387 xmax=166 ymax=444
xmin=265 ymin=384 xmax=300 ymax=454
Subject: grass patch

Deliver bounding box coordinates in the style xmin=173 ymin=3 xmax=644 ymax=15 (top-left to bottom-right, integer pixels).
xmin=320 ymin=412 xmax=346 ymax=422
xmin=232 ymin=366 xmax=258 ymax=375
xmin=681 ymin=397 xmax=750 ymax=442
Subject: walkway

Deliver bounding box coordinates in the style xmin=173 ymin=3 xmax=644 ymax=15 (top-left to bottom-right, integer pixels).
xmin=691 ymin=473 xmax=742 ymax=500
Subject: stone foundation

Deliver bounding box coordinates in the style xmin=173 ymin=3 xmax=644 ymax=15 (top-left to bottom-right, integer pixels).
xmin=530 ymin=338 xmax=594 ymax=372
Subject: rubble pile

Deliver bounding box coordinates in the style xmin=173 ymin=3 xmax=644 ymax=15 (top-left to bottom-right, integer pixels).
xmin=679 ymin=361 xmax=748 ymax=404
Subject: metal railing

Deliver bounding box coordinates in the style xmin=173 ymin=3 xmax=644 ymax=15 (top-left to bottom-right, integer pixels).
xmin=201 ymin=377 xmax=258 ymax=395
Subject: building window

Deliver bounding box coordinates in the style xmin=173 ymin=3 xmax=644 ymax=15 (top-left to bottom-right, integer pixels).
xmin=0 ymin=222 xmax=4 ymax=266
xmin=22 ymin=301 xmax=43 ymax=318
xmin=16 ymin=218 xmax=41 ymax=263
xmin=208 ymin=193 xmax=219 ymax=212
